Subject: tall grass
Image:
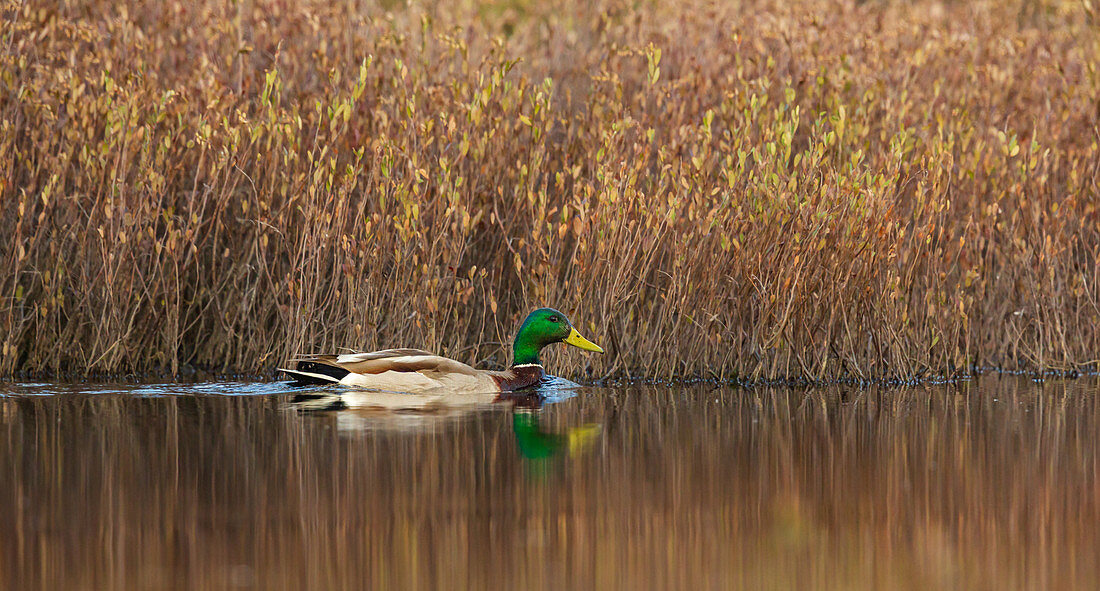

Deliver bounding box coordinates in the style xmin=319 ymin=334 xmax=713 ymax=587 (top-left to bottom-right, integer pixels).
xmin=2 ymin=0 xmax=1099 ymax=381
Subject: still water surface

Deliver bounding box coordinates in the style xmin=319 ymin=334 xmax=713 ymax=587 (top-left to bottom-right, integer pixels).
xmin=1 ymin=376 xmax=1099 ymax=589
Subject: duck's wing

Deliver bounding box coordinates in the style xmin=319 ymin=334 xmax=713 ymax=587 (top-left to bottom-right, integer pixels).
xmin=292 ymin=348 xmax=481 ymax=378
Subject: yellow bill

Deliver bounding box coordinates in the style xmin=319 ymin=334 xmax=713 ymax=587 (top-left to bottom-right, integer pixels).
xmin=563 ymin=327 xmax=605 ymax=353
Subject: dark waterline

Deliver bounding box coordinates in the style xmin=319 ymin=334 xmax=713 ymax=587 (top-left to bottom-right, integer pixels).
xmin=1 ymin=376 xmax=1098 ymax=590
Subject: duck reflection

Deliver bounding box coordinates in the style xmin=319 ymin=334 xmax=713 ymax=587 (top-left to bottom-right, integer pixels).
xmin=511 ymin=409 xmax=601 ymax=460
xmin=286 ymin=379 xmax=600 ymax=461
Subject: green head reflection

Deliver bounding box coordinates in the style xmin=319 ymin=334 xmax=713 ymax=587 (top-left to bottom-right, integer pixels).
xmin=512 ymin=410 xmax=600 ymax=460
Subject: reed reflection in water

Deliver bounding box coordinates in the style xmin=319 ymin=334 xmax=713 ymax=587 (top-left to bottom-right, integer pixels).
xmin=1 ymin=376 xmax=1098 ymax=589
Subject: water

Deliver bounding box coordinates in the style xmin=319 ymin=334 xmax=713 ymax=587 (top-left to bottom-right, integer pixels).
xmin=2 ymin=376 xmax=1099 ymax=590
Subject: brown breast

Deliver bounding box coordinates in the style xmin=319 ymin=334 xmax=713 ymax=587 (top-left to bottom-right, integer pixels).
xmin=492 ymin=365 xmax=546 ymax=392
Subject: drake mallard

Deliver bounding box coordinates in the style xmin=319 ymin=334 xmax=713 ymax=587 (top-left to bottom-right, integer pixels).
xmin=279 ymin=308 xmax=603 ymax=393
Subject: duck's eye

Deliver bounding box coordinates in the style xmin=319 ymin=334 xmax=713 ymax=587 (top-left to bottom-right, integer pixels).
xmin=548 ymin=315 xmax=560 ymax=323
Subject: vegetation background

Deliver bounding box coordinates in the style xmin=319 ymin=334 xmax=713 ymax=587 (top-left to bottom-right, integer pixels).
xmin=2 ymin=0 xmax=1099 ymax=382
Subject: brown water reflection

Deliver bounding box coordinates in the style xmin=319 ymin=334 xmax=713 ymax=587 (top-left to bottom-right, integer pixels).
xmin=1 ymin=376 xmax=1099 ymax=590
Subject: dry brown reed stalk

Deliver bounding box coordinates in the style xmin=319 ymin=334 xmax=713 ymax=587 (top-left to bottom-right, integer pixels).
xmin=1 ymin=0 xmax=1099 ymax=381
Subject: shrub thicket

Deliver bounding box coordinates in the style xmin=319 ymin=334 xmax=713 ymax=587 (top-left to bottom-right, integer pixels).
xmin=2 ymin=0 xmax=1099 ymax=381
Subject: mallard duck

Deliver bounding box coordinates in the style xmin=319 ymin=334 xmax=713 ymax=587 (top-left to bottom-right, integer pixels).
xmin=279 ymin=308 xmax=603 ymax=393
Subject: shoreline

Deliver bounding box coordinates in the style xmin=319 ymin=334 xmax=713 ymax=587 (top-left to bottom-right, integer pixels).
xmin=4 ymin=365 xmax=1096 ymax=390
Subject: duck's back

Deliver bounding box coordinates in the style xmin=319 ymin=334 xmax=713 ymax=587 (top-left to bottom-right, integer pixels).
xmin=284 ymin=349 xmax=498 ymax=394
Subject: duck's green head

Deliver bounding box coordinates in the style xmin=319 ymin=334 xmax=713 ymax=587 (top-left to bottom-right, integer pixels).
xmin=512 ymin=308 xmax=604 ymax=366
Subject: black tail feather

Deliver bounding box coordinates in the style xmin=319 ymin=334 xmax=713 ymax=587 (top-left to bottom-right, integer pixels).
xmin=297 ymin=361 xmax=350 ymax=380
xmin=278 ymin=360 xmax=351 ymax=385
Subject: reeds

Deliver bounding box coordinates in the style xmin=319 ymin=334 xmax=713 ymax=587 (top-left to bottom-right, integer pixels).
xmin=2 ymin=0 xmax=1099 ymax=381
